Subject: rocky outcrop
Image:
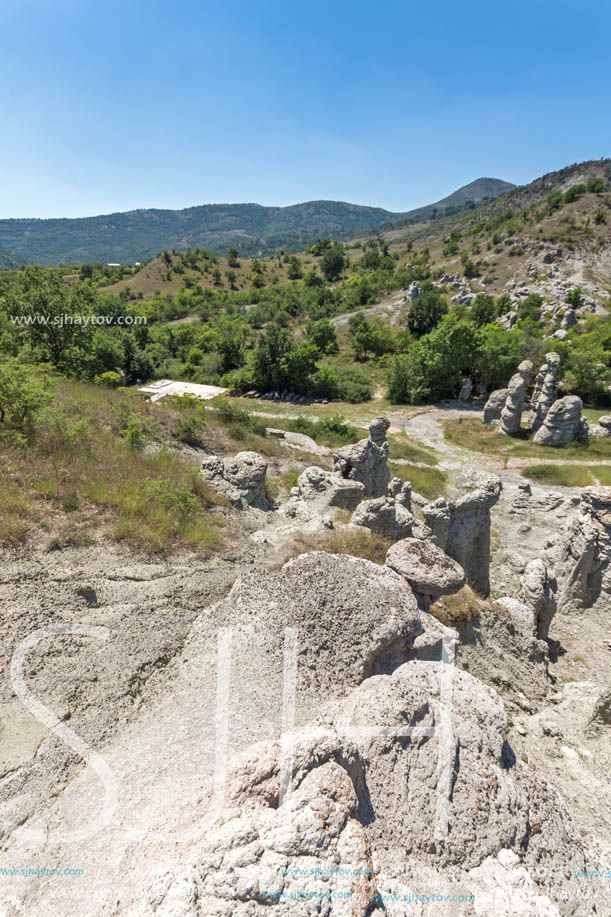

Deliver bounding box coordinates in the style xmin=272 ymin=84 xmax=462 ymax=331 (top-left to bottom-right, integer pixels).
xmin=351 ymin=494 xmax=414 ymax=540
xmin=483 ymin=388 xmax=508 ymax=424
xmin=532 ymin=395 xmax=588 ymax=447
xmin=496 ymin=310 xmax=518 ymax=330
xmin=201 ymin=451 xmax=269 ymax=509
xmin=351 ymin=477 xmax=413 ymax=540
xmin=287 ymin=464 xmax=365 ymax=511
xmin=422 ymin=479 xmax=502 ymax=596
xmin=528 ymin=352 xmax=560 ymax=433
xmin=386 ymin=537 xmax=465 ymax=607
xmin=138 ymin=662 xmax=588 ymax=917
xmin=556 ymin=487 xmax=611 ymax=614
xmin=499 ymin=360 xmax=534 ymax=435
xmin=333 ymin=417 xmax=391 ymax=499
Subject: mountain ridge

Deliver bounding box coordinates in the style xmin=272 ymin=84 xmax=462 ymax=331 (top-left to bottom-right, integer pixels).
xmin=0 ymin=178 xmax=514 ymax=266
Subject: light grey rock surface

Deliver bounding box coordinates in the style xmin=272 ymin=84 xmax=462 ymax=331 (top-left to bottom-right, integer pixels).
xmin=135 ymin=661 xmax=589 ymax=916
xmin=351 ymin=496 xmax=414 ymax=540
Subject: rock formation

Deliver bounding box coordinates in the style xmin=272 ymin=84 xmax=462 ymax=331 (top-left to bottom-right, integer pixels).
xmin=137 ymin=661 xmax=588 ymax=917
xmin=499 ymin=360 xmax=534 ymax=435
xmin=518 ymin=558 xmax=557 ymax=640
xmin=590 ymin=414 xmax=611 ymax=438
xmin=333 ymin=417 xmax=391 ymax=498
xmin=459 ymin=377 xmax=473 ymax=402
xmin=556 ymin=487 xmax=611 ymax=614
xmin=287 ymin=464 xmax=365 ymax=512
xmin=532 ymin=395 xmax=588 ymax=446
xmin=483 ymin=388 xmax=508 ymax=424
xmin=422 ymin=478 xmax=502 ymax=596
xmin=385 ymin=537 xmax=465 ymax=607
xmin=528 ymin=352 xmax=560 ymax=433
xmin=201 ymin=451 xmax=269 ymax=509
xmin=351 ymin=494 xmax=414 ymax=540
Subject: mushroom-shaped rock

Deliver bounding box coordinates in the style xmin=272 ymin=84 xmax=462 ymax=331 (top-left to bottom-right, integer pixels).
xmin=385 ymin=537 xmax=466 ymax=603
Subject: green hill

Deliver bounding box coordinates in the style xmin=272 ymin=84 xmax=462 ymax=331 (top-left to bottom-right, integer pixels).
xmin=0 ymin=179 xmax=514 ymax=266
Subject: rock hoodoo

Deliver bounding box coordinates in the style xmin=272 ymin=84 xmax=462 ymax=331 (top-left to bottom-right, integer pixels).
xmin=483 ymin=388 xmax=508 ymax=424
xmin=499 ymin=360 xmax=534 ymax=435
xmin=333 ymin=417 xmax=391 ymax=498
xmin=422 ymin=478 xmax=502 ymax=596
xmin=532 ymin=395 xmax=588 ymax=447
xmin=556 ymin=487 xmax=611 ymax=614
xmin=528 ymin=351 xmax=560 ymax=433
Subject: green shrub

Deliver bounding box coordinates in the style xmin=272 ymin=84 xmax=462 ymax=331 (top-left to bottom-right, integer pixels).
xmin=94 ymin=371 xmax=121 ymax=388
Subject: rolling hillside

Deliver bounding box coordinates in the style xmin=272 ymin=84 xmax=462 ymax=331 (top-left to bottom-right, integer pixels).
xmin=0 ymin=179 xmax=513 ymax=266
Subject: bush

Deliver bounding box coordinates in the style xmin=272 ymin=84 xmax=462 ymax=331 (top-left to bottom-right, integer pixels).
xmin=0 ymin=360 xmax=53 ymax=437
xmin=94 ymin=371 xmax=121 ymax=388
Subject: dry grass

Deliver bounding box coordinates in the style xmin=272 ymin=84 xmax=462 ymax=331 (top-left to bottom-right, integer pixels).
xmin=430 ymin=586 xmax=483 ymax=626
xmin=284 ymin=527 xmax=393 ymax=566
xmin=0 ymin=471 xmax=36 ymax=545
xmin=0 ymin=383 xmax=228 ymax=554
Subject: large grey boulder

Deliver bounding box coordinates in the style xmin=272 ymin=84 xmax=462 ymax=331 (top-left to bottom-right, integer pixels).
xmin=333 ymin=417 xmax=390 ymax=499
xmin=532 ymin=395 xmax=588 ymax=447
xmin=499 ymin=360 xmax=534 ymax=435
xmin=385 ymin=537 xmax=465 ymax=606
xmin=483 ymin=388 xmax=508 ymax=424
xmin=556 ymin=487 xmax=611 ymax=614
xmin=201 ymin=451 xmax=269 ymax=509
xmin=422 ymin=478 xmax=503 ymax=596
xmin=528 ymin=352 xmax=560 ymax=433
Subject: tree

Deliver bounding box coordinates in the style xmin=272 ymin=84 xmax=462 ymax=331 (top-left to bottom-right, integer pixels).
xmin=287 ymin=257 xmax=303 ymax=280
xmin=406 ymin=287 xmax=447 ymax=337
xmin=252 ymin=324 xmax=296 ymax=392
xmin=321 ymin=244 xmax=346 ymax=282
xmin=470 ymin=293 xmax=497 ymax=327
xmin=388 ymin=316 xmax=480 ymax=404
xmin=227 ymin=247 xmax=239 ymax=267
xmin=475 ymin=325 xmax=524 ymax=390
xmin=307 ymin=318 xmax=338 ymax=354
xmin=519 ymin=293 xmax=543 ymax=322
xmin=566 ymin=287 xmax=583 ymax=308
xmin=7 ymin=266 xmax=95 ymax=372
xmin=226 ymin=269 xmax=237 ymax=289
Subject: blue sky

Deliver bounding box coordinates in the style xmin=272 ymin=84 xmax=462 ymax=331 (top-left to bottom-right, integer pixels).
xmin=1 ymin=0 xmax=609 ymax=217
